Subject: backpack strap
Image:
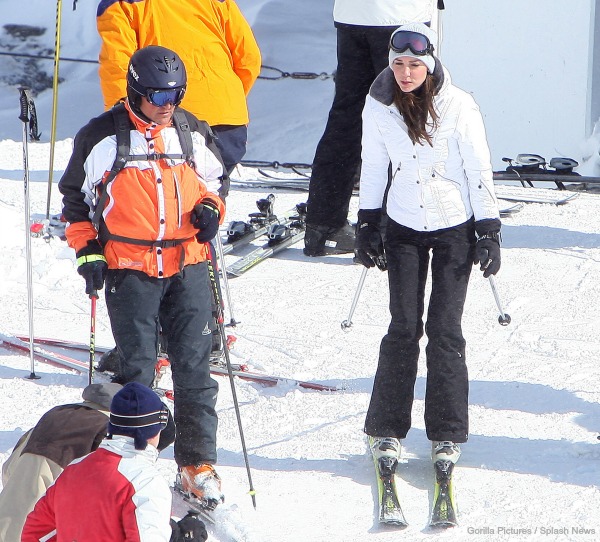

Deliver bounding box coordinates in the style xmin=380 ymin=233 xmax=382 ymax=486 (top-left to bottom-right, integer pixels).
xmin=92 ymin=104 xmax=131 ymax=231
xmin=173 ymin=109 xmax=230 ymax=198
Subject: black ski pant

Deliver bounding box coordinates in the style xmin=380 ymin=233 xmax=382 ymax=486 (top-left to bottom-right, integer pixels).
xmin=105 ymin=262 xmax=218 ymax=466
xmin=364 ymin=219 xmax=476 ymax=443
xmin=306 ymin=24 xmax=397 ymax=230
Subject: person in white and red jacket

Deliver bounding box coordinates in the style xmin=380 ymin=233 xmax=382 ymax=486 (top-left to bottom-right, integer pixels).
xmin=21 ymin=383 xmax=207 ymax=542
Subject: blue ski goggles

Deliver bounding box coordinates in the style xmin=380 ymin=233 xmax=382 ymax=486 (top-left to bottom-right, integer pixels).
xmin=389 ymin=31 xmax=434 ymax=56
xmin=145 ymin=87 xmax=186 ymax=107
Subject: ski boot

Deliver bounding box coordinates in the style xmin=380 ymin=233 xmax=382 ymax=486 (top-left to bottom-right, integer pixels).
xmin=431 ymin=441 xmax=461 ymax=464
xmin=369 ymin=436 xmax=402 ymax=460
xmin=177 ymin=464 xmax=225 ymax=511
xmin=303 ymin=221 xmax=355 ymax=257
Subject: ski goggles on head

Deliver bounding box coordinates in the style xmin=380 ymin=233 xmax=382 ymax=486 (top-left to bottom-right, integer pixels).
xmin=145 ymin=87 xmax=186 ymax=107
xmin=389 ymin=30 xmax=434 ymax=56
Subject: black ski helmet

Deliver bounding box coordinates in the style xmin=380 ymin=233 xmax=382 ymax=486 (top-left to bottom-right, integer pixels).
xmin=126 ymin=45 xmax=187 ymax=109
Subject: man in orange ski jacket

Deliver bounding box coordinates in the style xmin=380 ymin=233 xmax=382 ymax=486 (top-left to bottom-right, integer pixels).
xmin=60 ymin=46 xmax=226 ymax=509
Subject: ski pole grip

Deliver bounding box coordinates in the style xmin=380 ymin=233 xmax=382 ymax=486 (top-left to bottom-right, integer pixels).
xmin=89 ymin=290 xmax=99 ymax=300
xmin=18 ymin=87 xmax=31 ymax=123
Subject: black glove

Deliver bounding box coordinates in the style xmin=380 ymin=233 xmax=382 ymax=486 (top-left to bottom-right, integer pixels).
xmin=76 ymin=240 xmax=107 ymax=296
xmin=354 ymin=209 xmax=387 ymax=271
xmin=191 ymin=200 xmax=220 ymax=243
xmin=474 ymin=218 xmax=501 ymax=278
xmin=170 ymin=513 xmax=208 ymax=542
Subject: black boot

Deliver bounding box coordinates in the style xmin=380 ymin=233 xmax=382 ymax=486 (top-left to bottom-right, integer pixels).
xmin=303 ymin=222 xmax=355 ymax=257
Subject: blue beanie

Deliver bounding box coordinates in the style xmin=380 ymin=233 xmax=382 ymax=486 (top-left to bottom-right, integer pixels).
xmin=108 ymin=382 xmax=168 ymax=450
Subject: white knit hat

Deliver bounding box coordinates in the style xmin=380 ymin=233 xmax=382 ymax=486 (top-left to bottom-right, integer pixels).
xmin=388 ymin=23 xmax=437 ymax=74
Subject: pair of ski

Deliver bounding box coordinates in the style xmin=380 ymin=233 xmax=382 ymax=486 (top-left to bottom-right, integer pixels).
xmin=222 ymin=199 xmax=307 ymax=277
xmin=0 ymin=333 xmax=341 ymax=392
xmin=369 ymin=437 xmax=457 ymax=529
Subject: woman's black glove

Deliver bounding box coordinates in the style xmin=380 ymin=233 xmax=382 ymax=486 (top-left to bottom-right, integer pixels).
xmin=474 ymin=218 xmax=501 ymax=278
xmin=191 ymin=200 xmax=220 ymax=243
xmin=75 ymin=239 xmax=107 ymax=296
xmin=170 ymin=513 xmax=208 ymax=542
xmin=354 ymin=209 xmax=387 ymax=271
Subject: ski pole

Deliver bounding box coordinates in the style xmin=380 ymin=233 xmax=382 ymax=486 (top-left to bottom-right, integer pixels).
xmin=206 ymin=252 xmax=256 ymax=508
xmin=488 ymin=276 xmax=511 ymax=326
xmin=88 ymin=291 xmax=98 ymax=385
xmin=18 ymin=87 xmax=40 ymax=381
xmin=46 ymin=0 xmax=64 ymax=219
xmin=341 ymin=266 xmax=368 ymax=331
xmin=214 ymin=235 xmax=239 ymax=326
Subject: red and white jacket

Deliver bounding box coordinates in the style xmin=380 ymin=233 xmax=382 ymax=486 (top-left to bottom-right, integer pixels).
xmin=21 ymin=437 xmax=173 ymax=542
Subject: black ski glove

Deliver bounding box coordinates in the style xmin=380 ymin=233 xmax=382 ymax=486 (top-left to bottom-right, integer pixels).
xmin=170 ymin=513 xmax=208 ymax=542
xmin=354 ymin=209 xmax=387 ymax=271
xmin=474 ymin=218 xmax=501 ymax=278
xmin=76 ymin=240 xmax=108 ymax=296
xmin=191 ymin=200 xmax=220 ymax=243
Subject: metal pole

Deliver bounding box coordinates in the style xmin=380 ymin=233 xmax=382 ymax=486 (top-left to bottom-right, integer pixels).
xmin=341 ymin=266 xmax=369 ymax=331
xmin=488 ymin=276 xmax=511 ymax=326
xmin=214 ymin=235 xmax=239 ymax=326
xmin=88 ymin=292 xmax=98 ymax=385
xmin=46 ymin=0 xmax=63 ymax=219
xmin=18 ymin=87 xmax=40 ymax=380
xmin=206 ymin=253 xmax=256 ymax=508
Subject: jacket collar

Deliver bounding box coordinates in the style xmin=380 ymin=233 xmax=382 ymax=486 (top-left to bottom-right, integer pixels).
xmin=100 ymin=435 xmax=160 ymax=463
xmin=369 ymin=57 xmax=446 ymax=106
xmin=124 ymin=99 xmax=172 ymax=139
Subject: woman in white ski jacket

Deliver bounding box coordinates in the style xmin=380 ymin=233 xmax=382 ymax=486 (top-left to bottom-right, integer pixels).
xmin=357 ymin=23 xmax=501 ymax=464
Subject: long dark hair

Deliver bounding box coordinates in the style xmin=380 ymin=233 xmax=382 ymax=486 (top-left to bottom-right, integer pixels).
xmin=393 ymin=75 xmax=439 ymax=146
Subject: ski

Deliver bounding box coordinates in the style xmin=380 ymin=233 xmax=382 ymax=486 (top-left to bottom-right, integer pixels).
xmin=0 ymin=333 xmax=90 ymax=372
xmin=208 ymin=365 xmax=340 ymax=391
xmin=219 ymin=194 xmax=299 ymax=256
xmin=226 ymin=204 xmax=307 ymax=277
xmin=171 ymin=479 xmax=217 ymax=526
xmin=16 ymin=335 xmax=111 ymax=355
xmin=171 ymin=484 xmax=253 ymax=542
xmin=499 ymin=202 xmax=523 ymax=217
xmin=495 ymin=185 xmax=579 ymax=205
xmin=494 ymin=172 xmax=600 ymax=186
xmin=368 ymin=437 xmax=407 ymax=527
xmin=429 ymin=459 xmax=458 ymax=528
xmin=3 ymin=333 xmax=341 ymax=391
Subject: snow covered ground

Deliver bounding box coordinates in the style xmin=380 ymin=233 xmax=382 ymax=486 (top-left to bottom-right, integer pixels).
xmin=2 ymin=0 xmax=600 ymax=541
xmin=2 ymin=147 xmax=600 ymax=542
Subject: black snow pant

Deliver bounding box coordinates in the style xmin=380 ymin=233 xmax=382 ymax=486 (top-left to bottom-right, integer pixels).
xmin=305 ymin=23 xmax=397 ymax=229
xmin=105 ymin=262 xmax=218 ymax=466
xmin=364 ymin=219 xmax=476 ymax=443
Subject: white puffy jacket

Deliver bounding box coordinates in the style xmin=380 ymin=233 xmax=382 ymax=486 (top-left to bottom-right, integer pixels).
xmin=333 ymin=0 xmax=435 ymax=26
xmin=359 ymin=63 xmax=500 ymax=232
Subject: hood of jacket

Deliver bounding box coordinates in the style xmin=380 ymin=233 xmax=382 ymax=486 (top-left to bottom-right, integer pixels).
xmin=100 ymin=435 xmax=160 ymax=464
xmin=369 ymin=56 xmax=447 ymax=107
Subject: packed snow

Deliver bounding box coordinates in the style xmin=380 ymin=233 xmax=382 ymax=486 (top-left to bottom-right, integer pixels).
xmin=1 ymin=1 xmax=600 ymax=541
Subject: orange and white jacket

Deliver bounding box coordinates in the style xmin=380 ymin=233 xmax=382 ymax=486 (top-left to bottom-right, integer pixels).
xmin=97 ymin=0 xmax=261 ymax=126
xmin=59 ymin=102 xmax=225 ymax=279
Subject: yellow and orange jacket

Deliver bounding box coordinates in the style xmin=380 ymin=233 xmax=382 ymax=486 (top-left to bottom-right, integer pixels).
xmin=97 ymin=0 xmax=262 ymax=126
xmin=59 ymin=102 xmax=226 ymax=279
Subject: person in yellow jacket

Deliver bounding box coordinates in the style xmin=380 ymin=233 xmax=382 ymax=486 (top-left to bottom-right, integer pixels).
xmin=97 ymin=0 xmax=262 ymax=174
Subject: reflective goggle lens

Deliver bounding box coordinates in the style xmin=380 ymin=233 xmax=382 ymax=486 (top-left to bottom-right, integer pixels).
xmin=146 ymin=87 xmax=185 ymax=107
xmin=390 ymin=31 xmax=433 ymax=56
